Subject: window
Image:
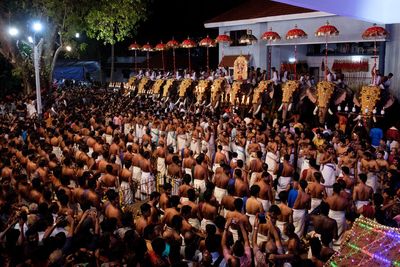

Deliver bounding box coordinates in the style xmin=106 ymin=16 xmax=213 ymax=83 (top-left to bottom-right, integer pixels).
xmin=229 ymin=30 xmax=247 ymax=47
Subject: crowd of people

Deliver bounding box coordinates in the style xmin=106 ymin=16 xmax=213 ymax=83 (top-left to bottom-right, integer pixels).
xmin=0 ymin=70 xmax=400 ymax=267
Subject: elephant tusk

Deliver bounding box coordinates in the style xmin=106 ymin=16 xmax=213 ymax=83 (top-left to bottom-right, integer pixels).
xmin=165 ymin=96 xmax=169 ymax=102
xmin=183 ymin=98 xmax=187 ymax=105
xmin=288 ymin=103 xmax=292 ymax=111
xmin=353 ymin=115 xmax=361 ymax=121
xmin=174 ymin=99 xmax=180 ymax=106
xmin=214 ymin=101 xmax=219 ymax=109
xmin=206 ymin=103 xmax=211 ymax=108
xmin=313 ymin=106 xmax=318 ymax=115
xmin=278 ymin=104 xmax=283 ymax=112
xmin=254 ymin=104 xmax=261 ymax=115
xmin=328 ymin=108 xmax=333 ymax=115
xmin=373 ymin=116 xmax=377 ymax=123
xmin=201 ymin=100 xmax=206 ymax=106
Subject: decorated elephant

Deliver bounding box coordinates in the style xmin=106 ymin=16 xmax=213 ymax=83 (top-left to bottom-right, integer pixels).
xmin=305 ymin=81 xmax=336 ymax=124
xmin=137 ymin=77 xmax=150 ymax=95
xmin=278 ymin=80 xmax=300 ymax=121
xmin=162 ymin=78 xmax=176 ymax=100
xmin=229 ymin=80 xmax=243 ymax=106
xmin=176 ymin=78 xmax=194 ymax=105
xmin=151 ymin=79 xmax=165 ymax=97
xmin=251 ymin=80 xmax=273 ymax=115
xmin=209 ymin=78 xmax=225 ymax=109
xmin=195 ymin=79 xmax=211 ymax=106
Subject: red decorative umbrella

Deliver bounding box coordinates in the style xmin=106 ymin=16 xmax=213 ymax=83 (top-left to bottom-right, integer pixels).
xmin=215 ymin=33 xmax=232 ymax=60
xmin=286 ymin=25 xmax=307 ymax=80
xmin=261 ymin=28 xmax=281 ymax=79
xmin=316 ymin=21 xmax=339 ymax=80
xmin=142 ymin=42 xmax=153 ymax=70
xmin=167 ymin=39 xmax=180 ymax=73
xmin=155 ymin=41 xmax=167 ymax=71
xmin=181 ymin=37 xmax=197 ymax=72
xmin=128 ymin=41 xmax=141 ymax=71
xmin=199 ymin=35 xmax=216 ymax=72
xmin=362 ymin=24 xmax=389 ymax=84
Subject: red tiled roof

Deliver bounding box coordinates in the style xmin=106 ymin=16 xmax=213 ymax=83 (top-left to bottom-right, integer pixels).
xmin=206 ymin=0 xmax=315 ymax=24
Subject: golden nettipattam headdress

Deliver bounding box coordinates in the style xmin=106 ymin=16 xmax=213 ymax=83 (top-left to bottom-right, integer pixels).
xmin=138 ymin=77 xmax=149 ymax=94
xmin=152 ymin=79 xmax=164 ymax=95
xmin=211 ymin=78 xmax=225 ymax=102
xmin=282 ymin=80 xmax=300 ymax=103
xmin=162 ymin=79 xmax=175 ymax=97
xmin=316 ymin=81 xmax=335 ymax=108
xmin=252 ymin=80 xmax=273 ymax=104
xmin=360 ymin=85 xmax=380 ymax=115
xmin=179 ymin=78 xmax=193 ymax=97
xmin=230 ymin=80 xmax=243 ymax=105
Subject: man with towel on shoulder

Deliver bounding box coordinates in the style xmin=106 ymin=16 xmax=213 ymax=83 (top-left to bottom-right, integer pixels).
xmin=292 ymin=179 xmax=310 ymax=238
xmin=325 ymin=183 xmax=349 ymax=245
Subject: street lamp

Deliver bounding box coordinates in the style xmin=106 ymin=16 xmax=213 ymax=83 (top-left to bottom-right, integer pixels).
xmin=65 ymin=45 xmax=72 ymax=52
xmin=9 ymin=21 xmax=44 ymax=117
xmin=8 ymin=27 xmax=19 ymax=37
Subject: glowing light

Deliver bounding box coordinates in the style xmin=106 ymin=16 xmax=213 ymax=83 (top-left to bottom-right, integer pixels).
xmin=65 ymin=45 xmax=72 ymax=52
xmin=8 ymin=27 xmax=19 ymax=37
xmin=28 ymin=36 xmax=34 ymax=43
xmin=75 ymin=33 xmax=80 ymax=38
xmin=32 ymin=22 xmax=43 ymax=32
xmin=352 ymin=55 xmax=362 ymax=62
xmin=288 ymin=57 xmax=296 ymax=63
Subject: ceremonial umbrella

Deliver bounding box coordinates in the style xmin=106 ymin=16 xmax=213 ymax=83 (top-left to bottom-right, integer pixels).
xmin=199 ymin=35 xmax=216 ymax=72
xmin=181 ymin=37 xmax=197 ymax=72
xmin=261 ymin=28 xmax=281 ymax=79
xmin=166 ymin=38 xmax=180 ymax=73
xmin=239 ymin=30 xmax=258 ymax=45
xmin=128 ymin=41 xmax=141 ymax=71
xmin=215 ymin=33 xmax=232 ymax=60
xmin=155 ymin=41 xmax=167 ymax=71
xmin=142 ymin=42 xmax=153 ymax=70
xmin=362 ymin=24 xmax=389 ymax=83
xmin=316 ymin=21 xmax=339 ymax=80
xmin=286 ymin=25 xmax=307 ymax=80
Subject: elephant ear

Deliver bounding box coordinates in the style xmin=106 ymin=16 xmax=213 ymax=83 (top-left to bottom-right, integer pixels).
xmin=306 ymin=88 xmax=317 ymax=104
xmin=334 ymin=91 xmax=347 ymax=105
xmin=384 ymin=95 xmax=395 ymax=109
xmin=353 ymin=95 xmax=361 ymax=107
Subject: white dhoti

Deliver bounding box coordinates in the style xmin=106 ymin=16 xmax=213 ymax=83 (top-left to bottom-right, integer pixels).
xmin=140 ymin=171 xmax=154 ymax=201
xmin=277 ymin=176 xmax=292 ymax=194
xmin=257 ymin=233 xmax=269 ymax=247
xmin=276 ymin=220 xmax=288 ymax=241
xmin=104 ymin=134 xmax=113 ymax=145
xmin=188 ymin=218 xmax=200 ymax=230
xmin=265 ymin=152 xmax=278 ymax=176
xmin=249 ymin=172 xmax=259 ymax=188
xmin=194 ymin=179 xmax=206 ymax=194
xmin=222 ymin=145 xmax=230 ymax=160
xmin=292 ymin=209 xmax=307 ymax=238
xmin=184 ymin=168 xmax=192 ymax=177
xmin=167 ymin=131 xmax=177 ymax=153
xmin=355 ymin=200 xmax=370 ymax=210
xmin=132 ymin=166 xmax=142 ymax=200
xmin=180 ymin=197 xmax=189 ymax=204
xmin=177 ymin=135 xmax=186 ymax=151
xmin=328 ymin=210 xmax=346 ymax=238
xmin=157 ymin=158 xmax=166 ymax=184
xmin=120 ymin=180 xmax=134 ymax=206
xmin=200 ymin=219 xmax=214 ymax=232
xmin=214 ymin=187 xmax=227 ymax=204
xmin=246 ymin=213 xmax=256 ymax=228
xmin=366 ymin=172 xmax=378 ymax=193
xmin=52 ymin=146 xmax=63 ymax=161
xmin=190 ymin=139 xmax=201 ymax=156
xmin=229 ymin=228 xmax=239 ymax=242
xmin=257 ymin=198 xmax=271 ymax=212
xmin=237 ymin=146 xmax=246 ymax=162
xmin=212 ymin=163 xmax=220 ymax=174
xmin=309 ymin=198 xmax=322 ymax=213
xmin=321 ymin=163 xmax=336 ymax=197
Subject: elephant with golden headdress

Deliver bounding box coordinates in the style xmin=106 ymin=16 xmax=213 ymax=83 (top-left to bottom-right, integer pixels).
xmin=305 ymin=81 xmax=336 ymax=124
xmin=278 ymin=80 xmax=300 ymax=121
xmin=151 ymin=79 xmax=165 ymax=98
xmin=195 ymin=79 xmax=211 ymax=106
xmin=137 ymin=77 xmax=150 ymax=95
xmin=251 ymin=80 xmax=273 ymax=115
xmin=162 ymin=79 xmax=176 ymax=101
xmin=208 ymin=78 xmax=225 ymax=109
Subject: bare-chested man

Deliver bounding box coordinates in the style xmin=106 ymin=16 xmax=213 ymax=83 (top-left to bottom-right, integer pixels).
xmin=248 ymin=151 xmax=264 ymax=187
xmin=154 ymin=139 xmax=167 ymax=186
xmin=360 ymin=151 xmax=379 ymax=193
xmin=213 ymin=163 xmax=230 ymax=204
xmin=353 ymin=173 xmax=373 ymax=210
xmin=276 ymin=191 xmax=293 ymax=241
xmin=245 ymin=185 xmax=264 ymax=228
xmin=277 ymin=154 xmax=294 ymax=196
xmin=136 ymin=203 xmax=151 ymax=236
xmin=307 ymin=172 xmax=326 ymax=213
xmin=199 ymin=190 xmax=218 ymax=231
xmin=254 ymin=171 xmax=274 ymax=212
xmin=178 ymin=174 xmax=193 ymax=204
xmin=225 ymin=198 xmax=252 ymax=241
xmin=213 ymin=145 xmax=227 ymax=173
xmin=193 ymin=154 xmax=208 ymax=194
xmin=325 ymin=183 xmax=349 ymax=241
xmin=309 ymin=201 xmax=338 ymax=241
xmin=181 ymin=189 xmax=201 ymax=229
xmin=292 ymin=179 xmax=310 ymax=238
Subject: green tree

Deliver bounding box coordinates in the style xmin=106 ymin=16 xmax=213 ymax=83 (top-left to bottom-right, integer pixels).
xmin=86 ymin=0 xmax=147 ymax=83
xmin=0 ymin=0 xmax=91 ymax=93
